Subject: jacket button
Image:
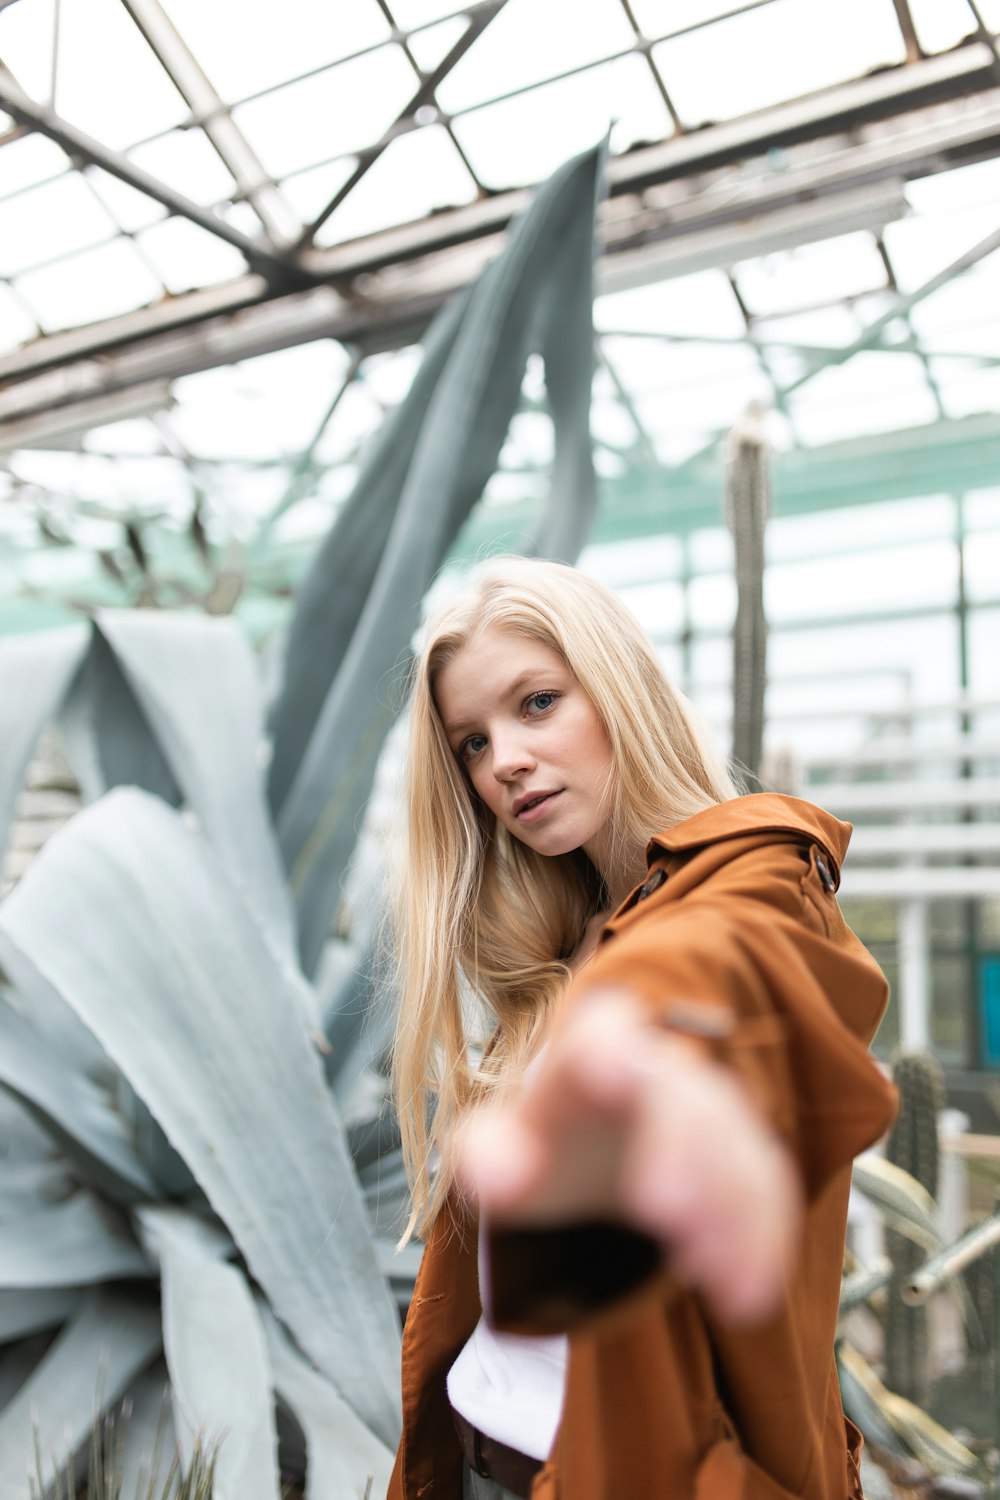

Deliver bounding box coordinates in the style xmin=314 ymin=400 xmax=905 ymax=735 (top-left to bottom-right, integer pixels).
xmin=814 ymin=851 xmax=837 ymax=894
xmin=639 ymin=868 xmax=667 ymax=899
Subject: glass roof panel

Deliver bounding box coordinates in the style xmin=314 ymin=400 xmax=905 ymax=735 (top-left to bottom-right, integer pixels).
xmin=597 ymin=271 xmax=747 ymax=338
xmin=909 ymin=263 xmax=1000 ymax=356
xmin=358 ymin=347 xmax=424 ymax=408
xmin=53 ymin=0 xmax=189 ymax=149
xmin=906 ymin=156 xmax=1000 ymax=216
xmin=313 ymin=125 xmax=477 ymax=245
xmin=733 ymin=232 xmax=888 ymax=317
xmin=0 ymin=132 xmax=71 ymax=197
xmin=162 ymin=0 xmax=392 ymax=100
xmin=170 ymin=342 xmax=353 ymax=462
xmin=787 ymin=351 xmax=940 ymax=444
xmin=0 ymin=283 xmax=39 ymax=353
xmin=884 ymin=204 xmax=1000 ymax=294
xmin=83 ymin=165 xmax=168 ymax=234
xmin=752 ymin=305 xmax=866 ymax=352
xmin=313 ymin=385 xmax=387 ymax=466
xmin=232 ymin=45 xmax=421 ymax=178
xmin=134 ymin=218 xmax=247 ymax=294
xmin=3 ymin=0 xmax=1000 ymax=637
xmin=0 ymin=172 xmax=119 ymax=279
xmin=12 ymin=237 xmax=164 ymax=331
xmin=629 ymin=1 xmax=770 ymax=35
xmin=84 ymin=419 xmax=170 ymax=457
xmin=127 ymin=130 xmax=238 ymax=206
xmin=906 ymin=0 xmax=977 ymax=52
xmin=405 ymin=17 xmax=469 ymax=73
xmin=590 ymin=393 xmax=644 ymax=452
xmin=453 ymin=54 xmax=674 ymax=188
xmin=632 ymin=345 xmax=772 ymax=432
xmin=928 ymin=359 xmax=1000 ymax=422
xmin=652 ymin=0 xmax=906 ymax=126
xmin=966 ymin=490 xmax=1000 ymax=530
xmin=433 ymin=0 xmax=637 ymax=113
xmin=279 ymin=157 xmax=360 ymax=227
xmin=390 ymin=0 xmax=478 ymax=26
xmin=0 ymin=0 xmax=57 ymax=103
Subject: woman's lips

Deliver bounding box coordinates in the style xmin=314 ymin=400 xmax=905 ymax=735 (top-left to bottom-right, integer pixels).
xmin=515 ymin=791 xmax=561 ymax=824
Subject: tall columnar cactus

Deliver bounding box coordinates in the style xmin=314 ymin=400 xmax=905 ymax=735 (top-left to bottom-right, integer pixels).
xmin=725 ymin=404 xmax=771 ymax=788
xmin=885 ymin=1051 xmax=945 ymax=1405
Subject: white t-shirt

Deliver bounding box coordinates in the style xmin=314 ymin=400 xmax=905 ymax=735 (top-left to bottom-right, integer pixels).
xmin=446 ymin=1229 xmax=568 ymax=1461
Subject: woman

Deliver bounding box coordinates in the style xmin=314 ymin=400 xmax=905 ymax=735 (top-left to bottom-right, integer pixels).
xmin=387 ymin=558 xmax=896 ymax=1500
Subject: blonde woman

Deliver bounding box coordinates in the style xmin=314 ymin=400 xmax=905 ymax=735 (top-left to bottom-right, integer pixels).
xmin=387 ymin=558 xmax=896 ymax=1500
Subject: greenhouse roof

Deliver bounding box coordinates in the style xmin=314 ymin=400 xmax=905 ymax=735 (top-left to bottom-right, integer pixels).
xmin=1 ymin=0 xmax=1000 ymax=631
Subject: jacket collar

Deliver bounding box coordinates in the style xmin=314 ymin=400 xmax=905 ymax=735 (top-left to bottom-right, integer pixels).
xmin=647 ymin=793 xmax=851 ymax=877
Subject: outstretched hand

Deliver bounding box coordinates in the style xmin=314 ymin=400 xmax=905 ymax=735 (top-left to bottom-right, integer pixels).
xmin=452 ymin=986 xmax=802 ymax=1326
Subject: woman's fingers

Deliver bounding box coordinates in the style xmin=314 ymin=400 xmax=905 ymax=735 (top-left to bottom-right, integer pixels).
xmin=455 ymin=986 xmax=802 ymax=1325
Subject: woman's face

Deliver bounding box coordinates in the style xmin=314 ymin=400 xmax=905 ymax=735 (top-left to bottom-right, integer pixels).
xmin=435 ymin=626 xmax=616 ymax=873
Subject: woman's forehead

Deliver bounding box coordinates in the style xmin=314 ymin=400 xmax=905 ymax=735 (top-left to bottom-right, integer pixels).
xmin=434 ymin=627 xmax=569 ymax=723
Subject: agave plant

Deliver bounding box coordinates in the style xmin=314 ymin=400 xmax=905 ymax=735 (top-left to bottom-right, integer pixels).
xmin=0 ymin=143 xmax=605 ymax=1498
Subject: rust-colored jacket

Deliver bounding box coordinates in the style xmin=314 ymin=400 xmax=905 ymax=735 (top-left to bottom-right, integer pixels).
xmin=388 ymin=795 xmax=898 ymax=1500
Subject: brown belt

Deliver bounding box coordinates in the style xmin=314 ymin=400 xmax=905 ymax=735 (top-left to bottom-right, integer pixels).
xmin=451 ymin=1406 xmax=543 ymax=1498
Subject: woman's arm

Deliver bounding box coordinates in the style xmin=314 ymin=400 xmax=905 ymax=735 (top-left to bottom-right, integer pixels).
xmin=454 ymin=985 xmax=801 ymax=1326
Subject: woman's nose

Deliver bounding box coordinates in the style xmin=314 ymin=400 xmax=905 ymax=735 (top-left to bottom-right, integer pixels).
xmin=490 ymin=731 xmax=534 ymax=782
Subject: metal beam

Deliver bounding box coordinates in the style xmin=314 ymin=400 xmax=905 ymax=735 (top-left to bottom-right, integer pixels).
xmin=0 ymin=64 xmax=312 ymax=287
xmin=0 ymin=283 xmax=446 ymax=447
xmin=890 ymin=0 xmax=925 ymax=61
xmin=296 ymin=0 xmax=508 ymax=250
xmin=302 ymin=45 xmax=1000 ymax=281
xmin=0 ymin=380 xmax=174 ymax=450
xmin=118 ymin=0 xmax=301 ymax=248
xmin=2 ymin=47 xmax=1000 ymax=417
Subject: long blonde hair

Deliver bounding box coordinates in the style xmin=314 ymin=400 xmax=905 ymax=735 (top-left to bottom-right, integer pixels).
xmin=391 ymin=557 xmax=737 ymax=1236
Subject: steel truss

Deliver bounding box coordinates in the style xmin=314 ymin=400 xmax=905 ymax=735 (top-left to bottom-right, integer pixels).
xmin=2 ymin=30 xmax=1000 ymax=449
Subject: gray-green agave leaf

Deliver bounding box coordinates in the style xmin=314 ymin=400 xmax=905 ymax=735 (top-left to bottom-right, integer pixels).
xmin=0 ymin=625 xmax=87 ymax=875
xmin=0 ymin=787 xmax=401 ymax=1448
xmin=154 ymin=1210 xmax=280 ymax=1500
xmin=0 ymin=989 xmax=157 ymax=1203
xmin=263 ymin=1305 xmax=394 ymax=1500
xmin=0 ymin=1191 xmax=150 ymax=1289
xmin=276 ymin=143 xmax=604 ymax=976
xmin=0 ymin=1288 xmax=162 ymax=1498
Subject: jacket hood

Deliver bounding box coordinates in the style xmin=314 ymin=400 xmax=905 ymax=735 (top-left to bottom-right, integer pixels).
xmin=648 ymin=793 xmax=851 ymax=882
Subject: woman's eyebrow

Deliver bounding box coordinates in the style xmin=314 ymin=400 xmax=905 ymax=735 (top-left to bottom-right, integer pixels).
xmin=442 ymin=668 xmax=553 ymax=738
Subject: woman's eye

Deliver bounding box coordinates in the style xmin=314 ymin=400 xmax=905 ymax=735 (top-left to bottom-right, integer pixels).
xmin=526 ymin=691 xmax=558 ymax=714
xmin=460 ymin=733 xmax=488 ymax=760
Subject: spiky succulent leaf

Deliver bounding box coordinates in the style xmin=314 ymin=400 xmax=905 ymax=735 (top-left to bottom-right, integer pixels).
xmin=0 ymin=788 xmax=401 ymax=1448
xmin=0 ymin=1287 xmax=80 ymax=1344
xmin=263 ymin=1306 xmax=394 ymax=1500
xmin=276 ymin=143 xmax=604 ymax=976
xmin=89 ymin=610 xmax=296 ymax=967
xmin=0 ymin=1288 xmax=161 ymax=1498
xmin=0 ymin=1191 xmax=150 ymax=1289
xmin=0 ymin=991 xmax=156 ymax=1203
xmin=154 ymin=1210 xmax=280 ymax=1500
xmin=0 ymin=626 xmax=87 ymax=874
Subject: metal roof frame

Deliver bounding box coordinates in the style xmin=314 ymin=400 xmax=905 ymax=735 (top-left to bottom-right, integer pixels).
xmin=3 ymin=37 xmax=1000 ymax=449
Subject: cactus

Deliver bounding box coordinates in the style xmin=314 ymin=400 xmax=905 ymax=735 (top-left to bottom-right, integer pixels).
xmin=885 ymin=1051 xmax=946 ymax=1404
xmin=725 ymin=404 xmax=771 ymax=789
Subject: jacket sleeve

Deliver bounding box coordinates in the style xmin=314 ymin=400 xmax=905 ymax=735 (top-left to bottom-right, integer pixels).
xmin=487 ymin=834 xmax=898 ymax=1334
